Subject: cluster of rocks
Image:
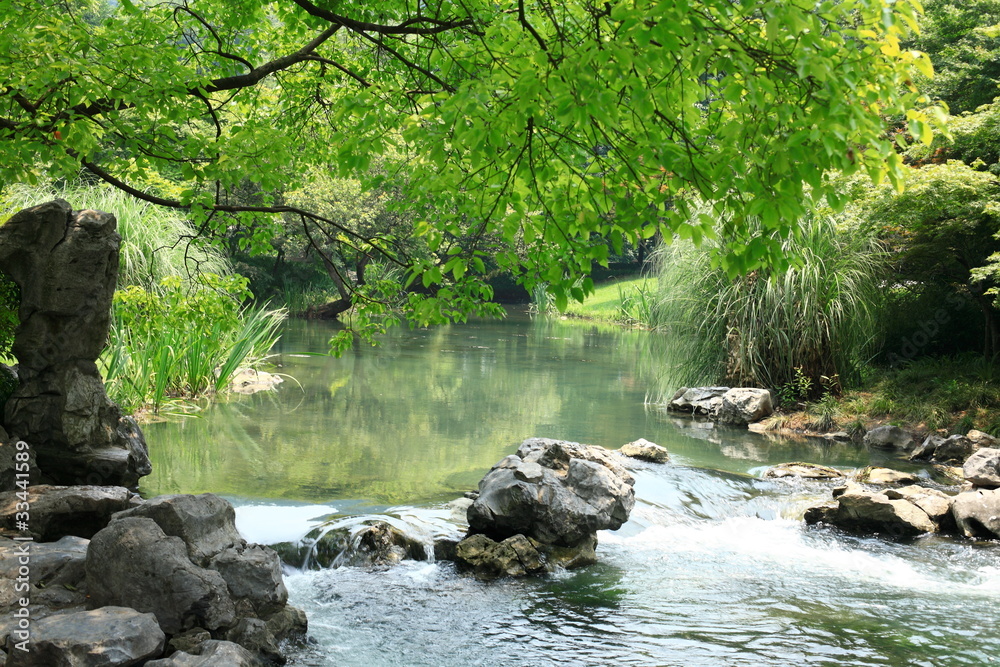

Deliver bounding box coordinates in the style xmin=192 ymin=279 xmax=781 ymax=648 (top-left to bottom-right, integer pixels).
xmin=0 ymin=487 xmax=306 ymax=666
xmin=666 ymin=386 xmax=774 ymax=427
xmin=768 ymin=441 xmax=1000 ymax=540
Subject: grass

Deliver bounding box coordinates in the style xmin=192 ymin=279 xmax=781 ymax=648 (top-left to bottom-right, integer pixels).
xmin=559 ymin=276 xmax=650 ymax=323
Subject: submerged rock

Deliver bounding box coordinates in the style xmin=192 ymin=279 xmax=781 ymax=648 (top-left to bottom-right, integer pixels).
xmin=764 ymin=462 xmax=844 ymax=480
xmin=854 ymin=467 xmax=919 ymax=486
xmin=619 ymin=438 xmax=669 ymax=463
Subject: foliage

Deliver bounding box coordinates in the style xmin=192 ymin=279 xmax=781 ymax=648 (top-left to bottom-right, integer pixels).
xmin=650 ymin=213 xmax=885 ymax=394
xmin=903 ymin=0 xmax=1000 ymax=114
xmin=0 ymin=0 xmax=941 ymax=342
xmin=0 ymin=272 xmax=16 ymax=364
xmin=850 ymin=161 xmax=1000 ymax=356
xmin=839 ymin=353 xmax=1000 ymax=433
xmin=101 ymin=274 xmax=285 ymax=414
xmin=2 ymin=183 xmax=231 ymax=289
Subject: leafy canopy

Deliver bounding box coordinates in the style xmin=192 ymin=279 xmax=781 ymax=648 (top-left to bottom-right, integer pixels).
xmin=1 ymin=0 xmax=937 ymax=333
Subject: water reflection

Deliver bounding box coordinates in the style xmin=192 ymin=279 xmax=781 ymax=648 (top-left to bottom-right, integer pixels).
xmin=142 ymin=311 xmax=876 ymax=503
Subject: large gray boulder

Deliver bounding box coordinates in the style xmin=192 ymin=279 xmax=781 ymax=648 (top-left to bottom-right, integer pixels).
xmin=717 ymin=388 xmax=774 ymax=427
xmin=85 ymin=517 xmax=237 ymax=634
xmin=804 ymin=487 xmax=938 ymax=537
xmin=145 ymin=640 xmax=263 ymax=667
xmin=911 ymin=434 xmax=979 ymax=464
xmin=0 ymin=535 xmax=89 ymax=618
xmin=111 ymin=493 xmax=243 ymax=566
xmin=468 ymin=438 xmax=635 ymax=547
xmin=863 ymin=425 xmax=914 ymax=451
xmin=0 ymin=485 xmax=134 ymax=540
xmin=0 ymin=200 xmax=151 ymax=488
xmin=85 ymin=493 xmax=304 ymax=657
xmin=4 ymin=606 xmax=164 ymax=667
xmin=963 ymin=448 xmax=1000 ymax=488
xmin=951 ymin=488 xmax=1000 ymax=539
xmin=666 ymin=387 xmax=729 ymax=416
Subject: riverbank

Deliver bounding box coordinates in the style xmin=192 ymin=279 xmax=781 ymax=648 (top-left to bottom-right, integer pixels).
xmin=561 ymin=279 xmax=1000 ymax=440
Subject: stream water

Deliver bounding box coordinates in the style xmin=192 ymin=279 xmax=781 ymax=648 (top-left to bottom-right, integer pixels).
xmin=142 ymin=311 xmax=1000 ymax=666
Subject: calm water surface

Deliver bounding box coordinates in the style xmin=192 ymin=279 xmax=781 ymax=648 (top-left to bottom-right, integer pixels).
xmin=142 ymin=311 xmax=1000 ymax=666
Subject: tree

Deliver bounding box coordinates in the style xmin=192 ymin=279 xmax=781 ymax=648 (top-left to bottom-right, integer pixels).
xmin=1 ymin=0 xmax=938 ymax=346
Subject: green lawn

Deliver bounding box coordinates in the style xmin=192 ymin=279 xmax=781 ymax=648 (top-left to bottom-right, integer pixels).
xmin=562 ymin=276 xmax=651 ymax=323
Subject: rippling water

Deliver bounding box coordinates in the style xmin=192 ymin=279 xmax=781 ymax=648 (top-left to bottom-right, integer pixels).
xmin=144 ymin=313 xmax=1000 ymax=666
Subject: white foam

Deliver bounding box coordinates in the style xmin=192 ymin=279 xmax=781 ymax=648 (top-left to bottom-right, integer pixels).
xmin=233 ymin=503 xmax=337 ymax=544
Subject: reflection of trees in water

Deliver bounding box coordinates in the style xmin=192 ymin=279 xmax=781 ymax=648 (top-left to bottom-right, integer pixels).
xmin=147 ymin=316 xmax=652 ymax=503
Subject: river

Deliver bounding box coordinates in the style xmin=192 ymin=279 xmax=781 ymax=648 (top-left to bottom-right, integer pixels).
xmin=141 ymin=311 xmax=1000 ymax=666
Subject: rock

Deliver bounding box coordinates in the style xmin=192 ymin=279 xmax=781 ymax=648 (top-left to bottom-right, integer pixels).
xmin=224 ymin=618 xmax=282 ymax=665
xmin=884 ymin=486 xmax=954 ymax=531
xmin=717 ymin=388 xmax=774 ymax=427
xmin=229 ymin=369 xmax=283 ymax=395
xmin=208 ymin=544 xmax=287 ymax=618
xmin=262 ymin=605 xmax=308 ymax=644
xmin=967 ymin=430 xmax=999 ymax=448
xmin=824 ymin=431 xmax=852 ymax=442
xmin=863 ymin=425 xmax=914 ymax=451
xmin=85 ymin=517 xmax=237 ymax=634
xmin=933 ymin=434 xmax=977 ymax=463
xmin=112 ymin=493 xmax=243 ymax=566
xmin=764 ymin=462 xmax=845 ymax=480
xmin=666 ymin=386 xmax=729 ymax=416
xmin=455 ymin=533 xmax=546 ymax=579
xmin=346 ymin=521 xmax=429 ymax=567
xmin=0 ymin=200 xmax=151 ymax=488
xmin=302 ymin=526 xmax=350 ymax=569
xmin=434 ymin=536 xmax=460 ymax=561
xmin=963 ymin=448 xmax=1000 ymax=488
xmin=4 ymin=606 xmax=164 ymax=667
xmin=0 ymin=535 xmax=89 ymax=615
xmin=803 ymin=503 xmax=838 ymax=524
xmin=932 ymin=464 xmax=966 ymax=485
xmin=468 ymin=438 xmax=635 ymax=548
xmin=619 ymin=438 xmax=669 ymax=463
xmin=536 ymin=533 xmax=598 ymax=570
xmin=0 ymin=485 xmax=133 ymax=540
xmin=145 ymin=640 xmax=264 ymax=667
xmin=909 ymin=435 xmax=943 ymax=461
xmin=854 ymin=467 xmax=920 ymax=486
xmin=951 ymin=488 xmax=1000 ymax=539
xmin=167 ymin=629 xmax=212 ymax=656
xmin=805 ymin=489 xmax=937 ymax=537
xmin=0 ymin=435 xmax=41 ymax=492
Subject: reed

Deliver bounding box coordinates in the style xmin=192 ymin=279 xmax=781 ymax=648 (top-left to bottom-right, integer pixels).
xmin=649 ymin=213 xmax=886 ymax=397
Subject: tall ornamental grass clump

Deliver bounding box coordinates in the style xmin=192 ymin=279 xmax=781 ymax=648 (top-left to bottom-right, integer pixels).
xmin=102 ymin=274 xmax=286 ymax=415
xmin=650 ymin=214 xmax=886 ymax=397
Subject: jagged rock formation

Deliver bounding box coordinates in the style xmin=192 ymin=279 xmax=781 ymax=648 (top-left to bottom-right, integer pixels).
xmin=0 ymin=200 xmax=150 ymax=488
